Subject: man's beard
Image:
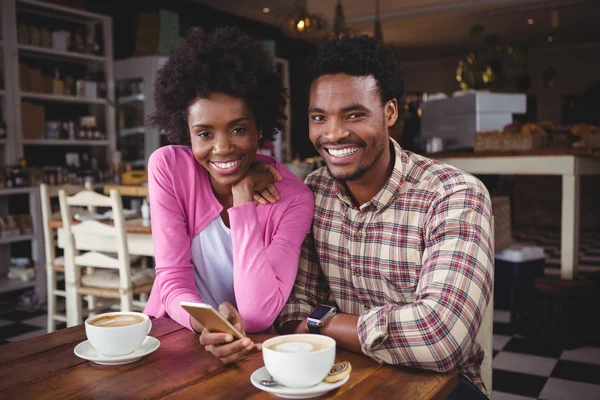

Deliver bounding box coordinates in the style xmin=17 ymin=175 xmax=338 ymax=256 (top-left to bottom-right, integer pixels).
xmin=327 ymin=164 xmax=369 ymax=183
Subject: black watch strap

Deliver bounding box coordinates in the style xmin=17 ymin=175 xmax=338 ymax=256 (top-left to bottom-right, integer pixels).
xmin=307 ymin=319 xmax=320 ymax=334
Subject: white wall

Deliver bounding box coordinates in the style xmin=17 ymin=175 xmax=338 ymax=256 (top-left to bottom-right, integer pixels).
xmin=400 ymin=42 xmax=600 ymax=123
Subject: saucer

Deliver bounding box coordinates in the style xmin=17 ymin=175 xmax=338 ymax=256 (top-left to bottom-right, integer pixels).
xmin=250 ymin=366 xmax=349 ymax=399
xmin=74 ymin=336 xmax=160 ymax=365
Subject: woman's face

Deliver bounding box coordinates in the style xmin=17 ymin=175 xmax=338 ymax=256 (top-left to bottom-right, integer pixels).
xmin=188 ymin=93 xmax=260 ymax=192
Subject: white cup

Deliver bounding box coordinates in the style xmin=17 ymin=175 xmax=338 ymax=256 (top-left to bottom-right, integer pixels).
xmin=85 ymin=312 xmax=152 ymax=356
xmin=262 ymin=334 xmax=336 ymax=388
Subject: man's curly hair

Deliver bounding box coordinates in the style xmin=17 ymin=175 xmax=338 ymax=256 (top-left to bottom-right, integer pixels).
xmin=305 ymin=34 xmax=404 ymax=104
xmin=149 ymin=26 xmax=286 ymax=145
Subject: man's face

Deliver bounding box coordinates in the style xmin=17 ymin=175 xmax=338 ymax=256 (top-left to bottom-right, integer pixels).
xmin=308 ymin=74 xmax=397 ymax=182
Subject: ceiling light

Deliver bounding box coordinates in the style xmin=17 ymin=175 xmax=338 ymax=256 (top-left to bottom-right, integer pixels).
xmin=279 ymin=0 xmax=327 ymax=40
xmin=527 ymin=18 xmax=534 ymax=25
xmin=262 ymin=7 xmax=271 ymax=14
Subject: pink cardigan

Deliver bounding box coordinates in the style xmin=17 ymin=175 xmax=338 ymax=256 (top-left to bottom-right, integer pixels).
xmin=143 ymin=146 xmax=314 ymax=332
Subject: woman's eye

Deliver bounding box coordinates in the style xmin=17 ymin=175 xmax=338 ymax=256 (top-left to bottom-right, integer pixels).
xmin=197 ymin=131 xmax=211 ymax=138
xmin=232 ymin=127 xmax=246 ymax=134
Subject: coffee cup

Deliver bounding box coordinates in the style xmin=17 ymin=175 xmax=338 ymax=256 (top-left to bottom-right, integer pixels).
xmin=85 ymin=312 xmax=152 ymax=356
xmin=262 ymin=334 xmax=336 ymax=388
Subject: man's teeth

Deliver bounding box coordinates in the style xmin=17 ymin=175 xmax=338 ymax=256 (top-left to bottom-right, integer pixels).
xmin=212 ymin=159 xmax=240 ymax=169
xmin=327 ymin=147 xmax=359 ymax=157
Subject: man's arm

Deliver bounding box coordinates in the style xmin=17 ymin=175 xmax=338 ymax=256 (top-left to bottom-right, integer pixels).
xmin=355 ymin=182 xmax=493 ymax=372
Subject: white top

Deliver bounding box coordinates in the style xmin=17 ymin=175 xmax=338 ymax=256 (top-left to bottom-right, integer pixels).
xmin=191 ymin=215 xmax=236 ymax=309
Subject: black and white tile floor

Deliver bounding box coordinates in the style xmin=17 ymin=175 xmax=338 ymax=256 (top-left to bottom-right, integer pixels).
xmin=1 ymin=227 xmax=599 ymax=399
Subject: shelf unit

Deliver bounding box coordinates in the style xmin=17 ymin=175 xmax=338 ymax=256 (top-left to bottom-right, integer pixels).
xmin=115 ymin=56 xmax=167 ymax=168
xmin=0 ymin=0 xmax=115 ymax=298
xmin=2 ymin=0 xmax=116 ymax=166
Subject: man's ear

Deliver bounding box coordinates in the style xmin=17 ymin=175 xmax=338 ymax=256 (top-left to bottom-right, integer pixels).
xmin=385 ymin=99 xmax=399 ymax=127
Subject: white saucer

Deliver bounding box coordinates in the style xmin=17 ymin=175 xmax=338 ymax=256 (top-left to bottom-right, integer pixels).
xmin=74 ymin=336 xmax=160 ymax=365
xmin=250 ymin=366 xmax=349 ymax=399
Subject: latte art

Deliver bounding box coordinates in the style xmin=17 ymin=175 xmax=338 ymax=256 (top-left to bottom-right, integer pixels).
xmin=274 ymin=342 xmax=315 ymax=353
xmin=264 ymin=336 xmax=330 ymax=353
xmin=89 ymin=314 xmax=145 ymax=327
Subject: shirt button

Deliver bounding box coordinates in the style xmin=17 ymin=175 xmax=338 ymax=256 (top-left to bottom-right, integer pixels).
xmin=353 ymin=269 xmax=361 ymax=277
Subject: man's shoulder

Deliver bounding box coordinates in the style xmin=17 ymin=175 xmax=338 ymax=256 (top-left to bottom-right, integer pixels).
xmin=405 ymin=151 xmax=488 ymax=195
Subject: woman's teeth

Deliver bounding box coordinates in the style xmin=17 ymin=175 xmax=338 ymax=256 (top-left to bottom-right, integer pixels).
xmin=212 ymin=159 xmax=240 ymax=169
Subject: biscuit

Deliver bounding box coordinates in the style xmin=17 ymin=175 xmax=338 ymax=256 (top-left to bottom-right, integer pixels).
xmin=324 ymin=361 xmax=352 ymax=383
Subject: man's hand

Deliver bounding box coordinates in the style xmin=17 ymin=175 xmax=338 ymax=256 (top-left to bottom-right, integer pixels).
xmin=198 ymin=302 xmax=259 ymax=364
xmin=232 ymin=162 xmax=282 ymax=206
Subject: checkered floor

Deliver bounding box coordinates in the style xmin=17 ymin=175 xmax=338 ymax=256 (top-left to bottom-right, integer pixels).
xmin=1 ymin=227 xmax=600 ymax=399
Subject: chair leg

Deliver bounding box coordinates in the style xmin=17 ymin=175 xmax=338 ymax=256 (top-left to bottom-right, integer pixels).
xmin=46 ymin=266 xmax=56 ymax=333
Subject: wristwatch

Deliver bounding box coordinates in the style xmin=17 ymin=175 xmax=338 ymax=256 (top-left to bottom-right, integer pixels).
xmin=306 ymin=304 xmax=337 ymax=334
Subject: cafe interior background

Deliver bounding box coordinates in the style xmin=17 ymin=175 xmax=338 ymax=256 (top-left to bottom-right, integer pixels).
xmin=0 ymin=0 xmax=599 ymax=398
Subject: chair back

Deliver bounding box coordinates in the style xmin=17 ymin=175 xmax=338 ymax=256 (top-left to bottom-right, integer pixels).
xmin=58 ymin=189 xmax=131 ymax=292
xmin=40 ymin=184 xmax=88 ymax=268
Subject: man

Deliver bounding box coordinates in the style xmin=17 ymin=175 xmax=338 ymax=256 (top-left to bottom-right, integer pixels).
xmin=275 ymin=35 xmax=493 ymax=399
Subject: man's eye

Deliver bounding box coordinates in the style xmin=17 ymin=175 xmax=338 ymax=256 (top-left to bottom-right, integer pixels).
xmin=348 ymin=113 xmax=365 ymax=119
xmin=312 ymin=115 xmax=325 ymax=121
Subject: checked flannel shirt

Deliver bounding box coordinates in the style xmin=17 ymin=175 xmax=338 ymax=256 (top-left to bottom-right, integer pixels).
xmin=276 ymin=138 xmax=494 ymax=393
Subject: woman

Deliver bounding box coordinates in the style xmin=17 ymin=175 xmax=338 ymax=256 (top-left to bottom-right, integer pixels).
xmin=144 ymin=27 xmax=314 ymax=363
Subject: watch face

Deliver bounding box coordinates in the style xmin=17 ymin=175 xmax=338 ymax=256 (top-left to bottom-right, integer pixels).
xmin=309 ymin=305 xmax=334 ymax=320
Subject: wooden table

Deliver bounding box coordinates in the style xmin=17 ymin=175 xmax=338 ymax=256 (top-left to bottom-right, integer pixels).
xmin=427 ymin=149 xmax=600 ymax=280
xmin=103 ymin=184 xmax=149 ymax=197
xmin=0 ymin=318 xmax=458 ymax=399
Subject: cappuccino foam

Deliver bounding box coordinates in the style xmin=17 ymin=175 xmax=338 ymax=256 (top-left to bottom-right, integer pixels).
xmin=89 ymin=314 xmax=145 ymax=328
xmin=264 ymin=336 xmax=330 ymax=353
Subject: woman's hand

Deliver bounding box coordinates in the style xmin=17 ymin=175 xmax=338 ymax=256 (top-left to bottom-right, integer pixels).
xmin=232 ymin=162 xmax=282 ymax=206
xmin=198 ymin=302 xmax=259 ymax=364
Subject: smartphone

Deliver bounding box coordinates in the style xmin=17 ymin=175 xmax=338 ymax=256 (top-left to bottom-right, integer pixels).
xmin=180 ymin=301 xmax=245 ymax=340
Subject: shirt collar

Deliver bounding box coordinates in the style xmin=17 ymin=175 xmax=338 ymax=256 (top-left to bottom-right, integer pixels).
xmin=335 ymin=138 xmax=407 ymax=213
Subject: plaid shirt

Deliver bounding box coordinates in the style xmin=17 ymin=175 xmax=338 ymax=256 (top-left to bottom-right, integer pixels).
xmin=276 ymin=139 xmax=493 ymax=394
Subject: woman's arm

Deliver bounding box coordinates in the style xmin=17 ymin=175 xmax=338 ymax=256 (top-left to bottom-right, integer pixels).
xmin=147 ymin=150 xmax=203 ymax=330
xmin=229 ymin=184 xmax=315 ymax=333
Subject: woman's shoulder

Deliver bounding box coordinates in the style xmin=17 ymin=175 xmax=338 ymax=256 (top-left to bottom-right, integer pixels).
xmin=149 ymin=145 xmax=194 ymax=170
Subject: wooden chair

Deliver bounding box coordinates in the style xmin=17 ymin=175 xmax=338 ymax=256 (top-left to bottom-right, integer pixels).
xmin=58 ymin=188 xmax=155 ymax=326
xmin=40 ymin=183 xmax=92 ymax=333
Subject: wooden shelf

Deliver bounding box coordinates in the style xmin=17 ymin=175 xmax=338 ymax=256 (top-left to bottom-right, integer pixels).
xmin=17 ymin=0 xmax=107 ymax=23
xmin=120 ymin=127 xmax=145 ymax=137
xmin=18 ymin=44 xmax=107 ymax=63
xmin=21 ymin=92 xmax=107 ymax=105
xmin=0 ymin=234 xmax=34 ymax=245
xmin=118 ymin=94 xmax=144 ymax=105
xmin=23 ymin=139 xmax=110 ymax=146
xmin=0 ymin=278 xmax=36 ymax=294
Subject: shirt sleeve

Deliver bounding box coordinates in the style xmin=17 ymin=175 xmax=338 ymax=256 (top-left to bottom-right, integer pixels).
xmin=275 ymin=231 xmax=333 ymax=331
xmin=147 ymin=151 xmax=203 ymax=331
xmin=357 ymin=182 xmax=494 ymax=373
xmin=229 ymin=186 xmax=315 ymax=333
